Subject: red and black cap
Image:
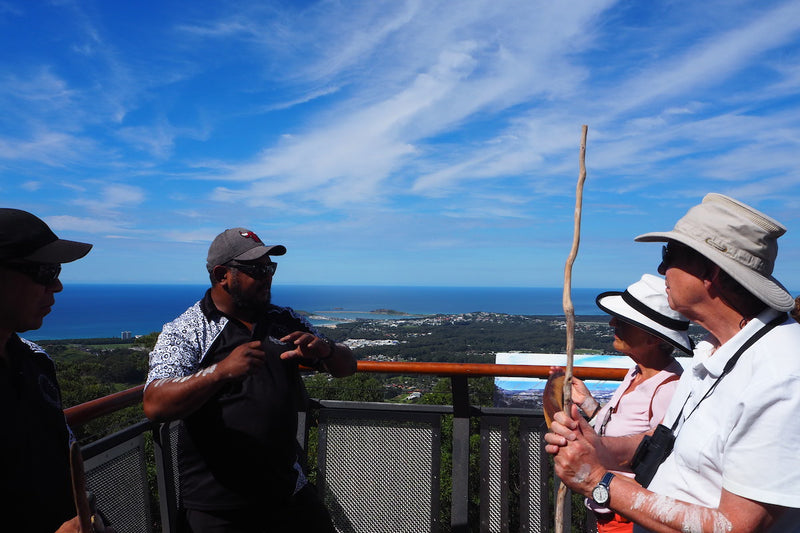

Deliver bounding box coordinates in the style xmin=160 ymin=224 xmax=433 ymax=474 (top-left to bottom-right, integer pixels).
xmin=206 ymin=227 xmax=286 ymax=272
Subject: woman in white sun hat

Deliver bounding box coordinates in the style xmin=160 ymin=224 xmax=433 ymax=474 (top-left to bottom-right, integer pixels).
xmin=546 ymin=194 xmax=800 ymax=532
xmin=564 ymin=273 xmax=693 ymax=533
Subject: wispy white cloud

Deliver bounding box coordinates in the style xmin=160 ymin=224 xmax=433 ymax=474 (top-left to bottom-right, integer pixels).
xmin=0 ymin=131 xmax=95 ymax=166
xmin=161 ymin=228 xmax=222 ymax=244
xmin=44 ymin=215 xmax=127 ymax=234
xmin=0 ymin=68 xmax=75 ymax=106
xmin=71 ymin=184 xmax=146 ymax=217
xmin=601 ymin=1 xmax=800 ymax=115
xmin=195 ymin=0 xmax=615 ymax=208
xmin=4 ymin=0 xmax=800 ymax=287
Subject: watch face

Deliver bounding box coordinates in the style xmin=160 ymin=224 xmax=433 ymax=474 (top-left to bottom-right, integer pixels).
xmin=592 ymin=484 xmax=610 ymax=505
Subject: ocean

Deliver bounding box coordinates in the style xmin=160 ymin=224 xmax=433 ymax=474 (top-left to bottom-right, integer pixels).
xmin=27 ymin=284 xmax=606 ymax=341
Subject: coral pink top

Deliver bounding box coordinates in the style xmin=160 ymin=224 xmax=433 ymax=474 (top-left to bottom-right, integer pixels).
xmin=586 ymin=358 xmax=683 ymax=515
xmin=593 ymin=358 xmax=683 ymax=439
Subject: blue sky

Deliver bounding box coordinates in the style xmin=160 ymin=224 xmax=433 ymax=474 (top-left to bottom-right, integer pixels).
xmin=3 ymin=0 xmax=800 ymax=289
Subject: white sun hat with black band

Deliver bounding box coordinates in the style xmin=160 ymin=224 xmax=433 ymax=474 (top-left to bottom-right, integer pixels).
xmin=596 ymin=274 xmax=694 ymax=355
xmin=635 ymin=193 xmax=794 ymax=312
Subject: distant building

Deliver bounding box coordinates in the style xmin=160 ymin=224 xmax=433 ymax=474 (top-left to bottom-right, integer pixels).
xmin=121 ymin=331 xmax=132 ymax=340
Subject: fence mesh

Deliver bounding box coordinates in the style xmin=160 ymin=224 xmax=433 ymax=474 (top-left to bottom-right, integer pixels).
xmin=84 ymin=434 xmax=152 ymax=533
xmin=318 ymin=411 xmax=441 ymax=533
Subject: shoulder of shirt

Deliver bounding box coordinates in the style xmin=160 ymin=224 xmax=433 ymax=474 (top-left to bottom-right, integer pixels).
xmin=157 ymin=299 xmax=228 ymax=345
xmin=15 ymin=336 xmax=55 ymax=365
xmin=165 ymin=298 xmax=223 ymax=325
xmin=18 ymin=336 xmax=48 ymax=356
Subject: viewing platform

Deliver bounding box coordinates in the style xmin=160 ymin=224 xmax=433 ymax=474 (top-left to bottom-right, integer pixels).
xmin=67 ymin=360 xmax=626 ymax=533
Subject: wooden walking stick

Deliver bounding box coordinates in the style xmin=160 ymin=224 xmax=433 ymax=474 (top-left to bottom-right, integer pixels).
xmin=554 ymin=124 xmax=588 ymax=533
xmin=70 ymin=442 xmax=94 ymax=533
xmin=70 ymin=441 xmax=107 ymax=532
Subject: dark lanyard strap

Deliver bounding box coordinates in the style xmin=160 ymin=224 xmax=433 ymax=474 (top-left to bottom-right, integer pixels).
xmin=671 ymin=313 xmax=787 ymax=433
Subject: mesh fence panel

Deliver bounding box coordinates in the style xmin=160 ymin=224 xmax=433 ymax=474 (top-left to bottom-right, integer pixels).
xmin=487 ymin=430 xmax=504 ymax=530
xmin=481 ymin=419 xmax=509 ymax=533
xmin=519 ymin=418 xmax=549 ymax=533
xmin=84 ymin=435 xmax=152 ymax=533
xmin=318 ymin=411 xmax=440 ymax=533
xmin=168 ymin=421 xmax=181 ymax=508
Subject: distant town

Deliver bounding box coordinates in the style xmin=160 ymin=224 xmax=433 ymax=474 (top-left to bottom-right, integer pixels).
xmin=49 ymin=311 xmax=701 ymax=418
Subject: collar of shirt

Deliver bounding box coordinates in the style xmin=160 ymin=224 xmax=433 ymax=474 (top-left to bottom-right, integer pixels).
xmin=692 ymin=307 xmax=782 ymax=379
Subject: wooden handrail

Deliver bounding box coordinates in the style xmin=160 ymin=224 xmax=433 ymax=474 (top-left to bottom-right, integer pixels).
xmin=356 ymin=360 xmax=627 ymax=379
xmin=65 ymin=384 xmax=144 ymax=427
xmin=63 ymin=361 xmax=627 ymax=427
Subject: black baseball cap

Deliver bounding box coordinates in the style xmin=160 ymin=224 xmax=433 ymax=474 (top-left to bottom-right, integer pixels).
xmin=0 ymin=208 xmax=92 ymax=263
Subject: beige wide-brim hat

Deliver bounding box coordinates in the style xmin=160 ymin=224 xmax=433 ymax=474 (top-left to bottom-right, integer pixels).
xmin=596 ymin=274 xmax=694 ymax=355
xmin=635 ymin=193 xmax=794 ymax=312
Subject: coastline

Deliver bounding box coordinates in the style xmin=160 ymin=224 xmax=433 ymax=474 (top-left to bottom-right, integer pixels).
xmin=29 ymin=284 xmax=608 ymax=341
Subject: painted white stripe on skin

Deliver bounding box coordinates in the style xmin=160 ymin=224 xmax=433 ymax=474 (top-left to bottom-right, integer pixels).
xmin=650 ymin=494 xmax=681 ymax=524
xmin=572 ymin=464 xmax=592 ymax=485
xmin=631 ymin=492 xmax=731 ymax=533
xmin=712 ymin=512 xmax=733 ymax=533
xmin=152 ymin=364 xmax=218 ymax=387
xmin=681 ymin=506 xmax=704 ymax=533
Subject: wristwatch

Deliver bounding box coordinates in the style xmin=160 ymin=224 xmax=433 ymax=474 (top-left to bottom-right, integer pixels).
xmin=591 ymin=472 xmax=615 ymax=506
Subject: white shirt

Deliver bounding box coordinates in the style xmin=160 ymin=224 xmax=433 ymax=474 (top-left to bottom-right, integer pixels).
xmin=633 ymin=309 xmax=800 ymax=532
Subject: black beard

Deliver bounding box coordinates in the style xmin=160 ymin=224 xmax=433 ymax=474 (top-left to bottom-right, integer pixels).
xmin=227 ymin=275 xmax=271 ymax=318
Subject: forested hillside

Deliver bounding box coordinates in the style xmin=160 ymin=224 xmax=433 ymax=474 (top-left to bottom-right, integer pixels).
xmin=324 ymin=313 xmax=615 ymax=362
xmin=39 ymin=313 xmax=704 ymax=443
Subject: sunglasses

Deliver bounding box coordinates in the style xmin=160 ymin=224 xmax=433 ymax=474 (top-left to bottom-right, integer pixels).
xmin=660 ymin=242 xmax=703 ymax=275
xmin=227 ymin=261 xmax=277 ymax=279
xmin=2 ymin=262 xmax=62 ymax=285
xmin=660 ymin=244 xmax=675 ymax=270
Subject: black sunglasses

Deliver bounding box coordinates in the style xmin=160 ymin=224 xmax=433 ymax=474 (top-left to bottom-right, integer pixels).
xmin=660 ymin=244 xmax=673 ymax=269
xmin=227 ymin=261 xmax=277 ymax=280
xmin=2 ymin=262 xmax=62 ymax=285
xmin=660 ymin=242 xmax=699 ymax=274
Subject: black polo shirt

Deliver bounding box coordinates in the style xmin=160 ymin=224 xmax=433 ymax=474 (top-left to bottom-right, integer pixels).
xmin=0 ymin=335 xmax=75 ymax=532
xmin=178 ymin=292 xmax=314 ymax=511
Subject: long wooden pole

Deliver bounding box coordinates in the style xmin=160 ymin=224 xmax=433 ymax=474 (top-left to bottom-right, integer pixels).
xmin=555 ymin=125 xmax=588 ymax=533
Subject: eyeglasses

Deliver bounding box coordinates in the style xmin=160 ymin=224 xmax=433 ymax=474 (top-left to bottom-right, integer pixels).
xmin=227 ymin=261 xmax=277 ymax=280
xmin=2 ymin=262 xmax=62 ymax=285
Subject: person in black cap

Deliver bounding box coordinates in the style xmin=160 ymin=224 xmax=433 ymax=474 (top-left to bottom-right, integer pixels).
xmin=0 ymin=208 xmax=92 ymax=532
xmin=143 ymin=227 xmax=356 ymax=533
xmin=545 ymin=194 xmax=800 ymax=532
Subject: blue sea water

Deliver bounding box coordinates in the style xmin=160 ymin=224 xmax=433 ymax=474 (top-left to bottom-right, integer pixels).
xmin=27 ymin=284 xmax=605 ymax=341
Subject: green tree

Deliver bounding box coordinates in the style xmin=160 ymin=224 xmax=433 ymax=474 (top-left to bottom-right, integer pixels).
xmin=134 ymin=331 xmax=160 ymax=350
xmin=304 ymin=372 xmax=385 ymax=402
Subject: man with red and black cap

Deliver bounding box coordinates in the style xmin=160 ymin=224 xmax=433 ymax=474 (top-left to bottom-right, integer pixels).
xmin=143 ymin=227 xmax=355 ymax=533
xmin=0 ymin=208 xmax=92 ymax=532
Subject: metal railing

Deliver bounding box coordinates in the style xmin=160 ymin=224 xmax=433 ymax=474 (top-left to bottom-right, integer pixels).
xmin=65 ymin=362 xmax=626 ymax=533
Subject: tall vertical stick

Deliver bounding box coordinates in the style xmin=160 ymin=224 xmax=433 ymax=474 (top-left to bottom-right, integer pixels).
xmin=555 ymin=125 xmax=588 ymax=533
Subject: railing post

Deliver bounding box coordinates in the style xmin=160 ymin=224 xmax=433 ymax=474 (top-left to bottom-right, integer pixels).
xmin=152 ymin=422 xmax=178 ymax=533
xmin=451 ymin=375 xmax=470 ymax=532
